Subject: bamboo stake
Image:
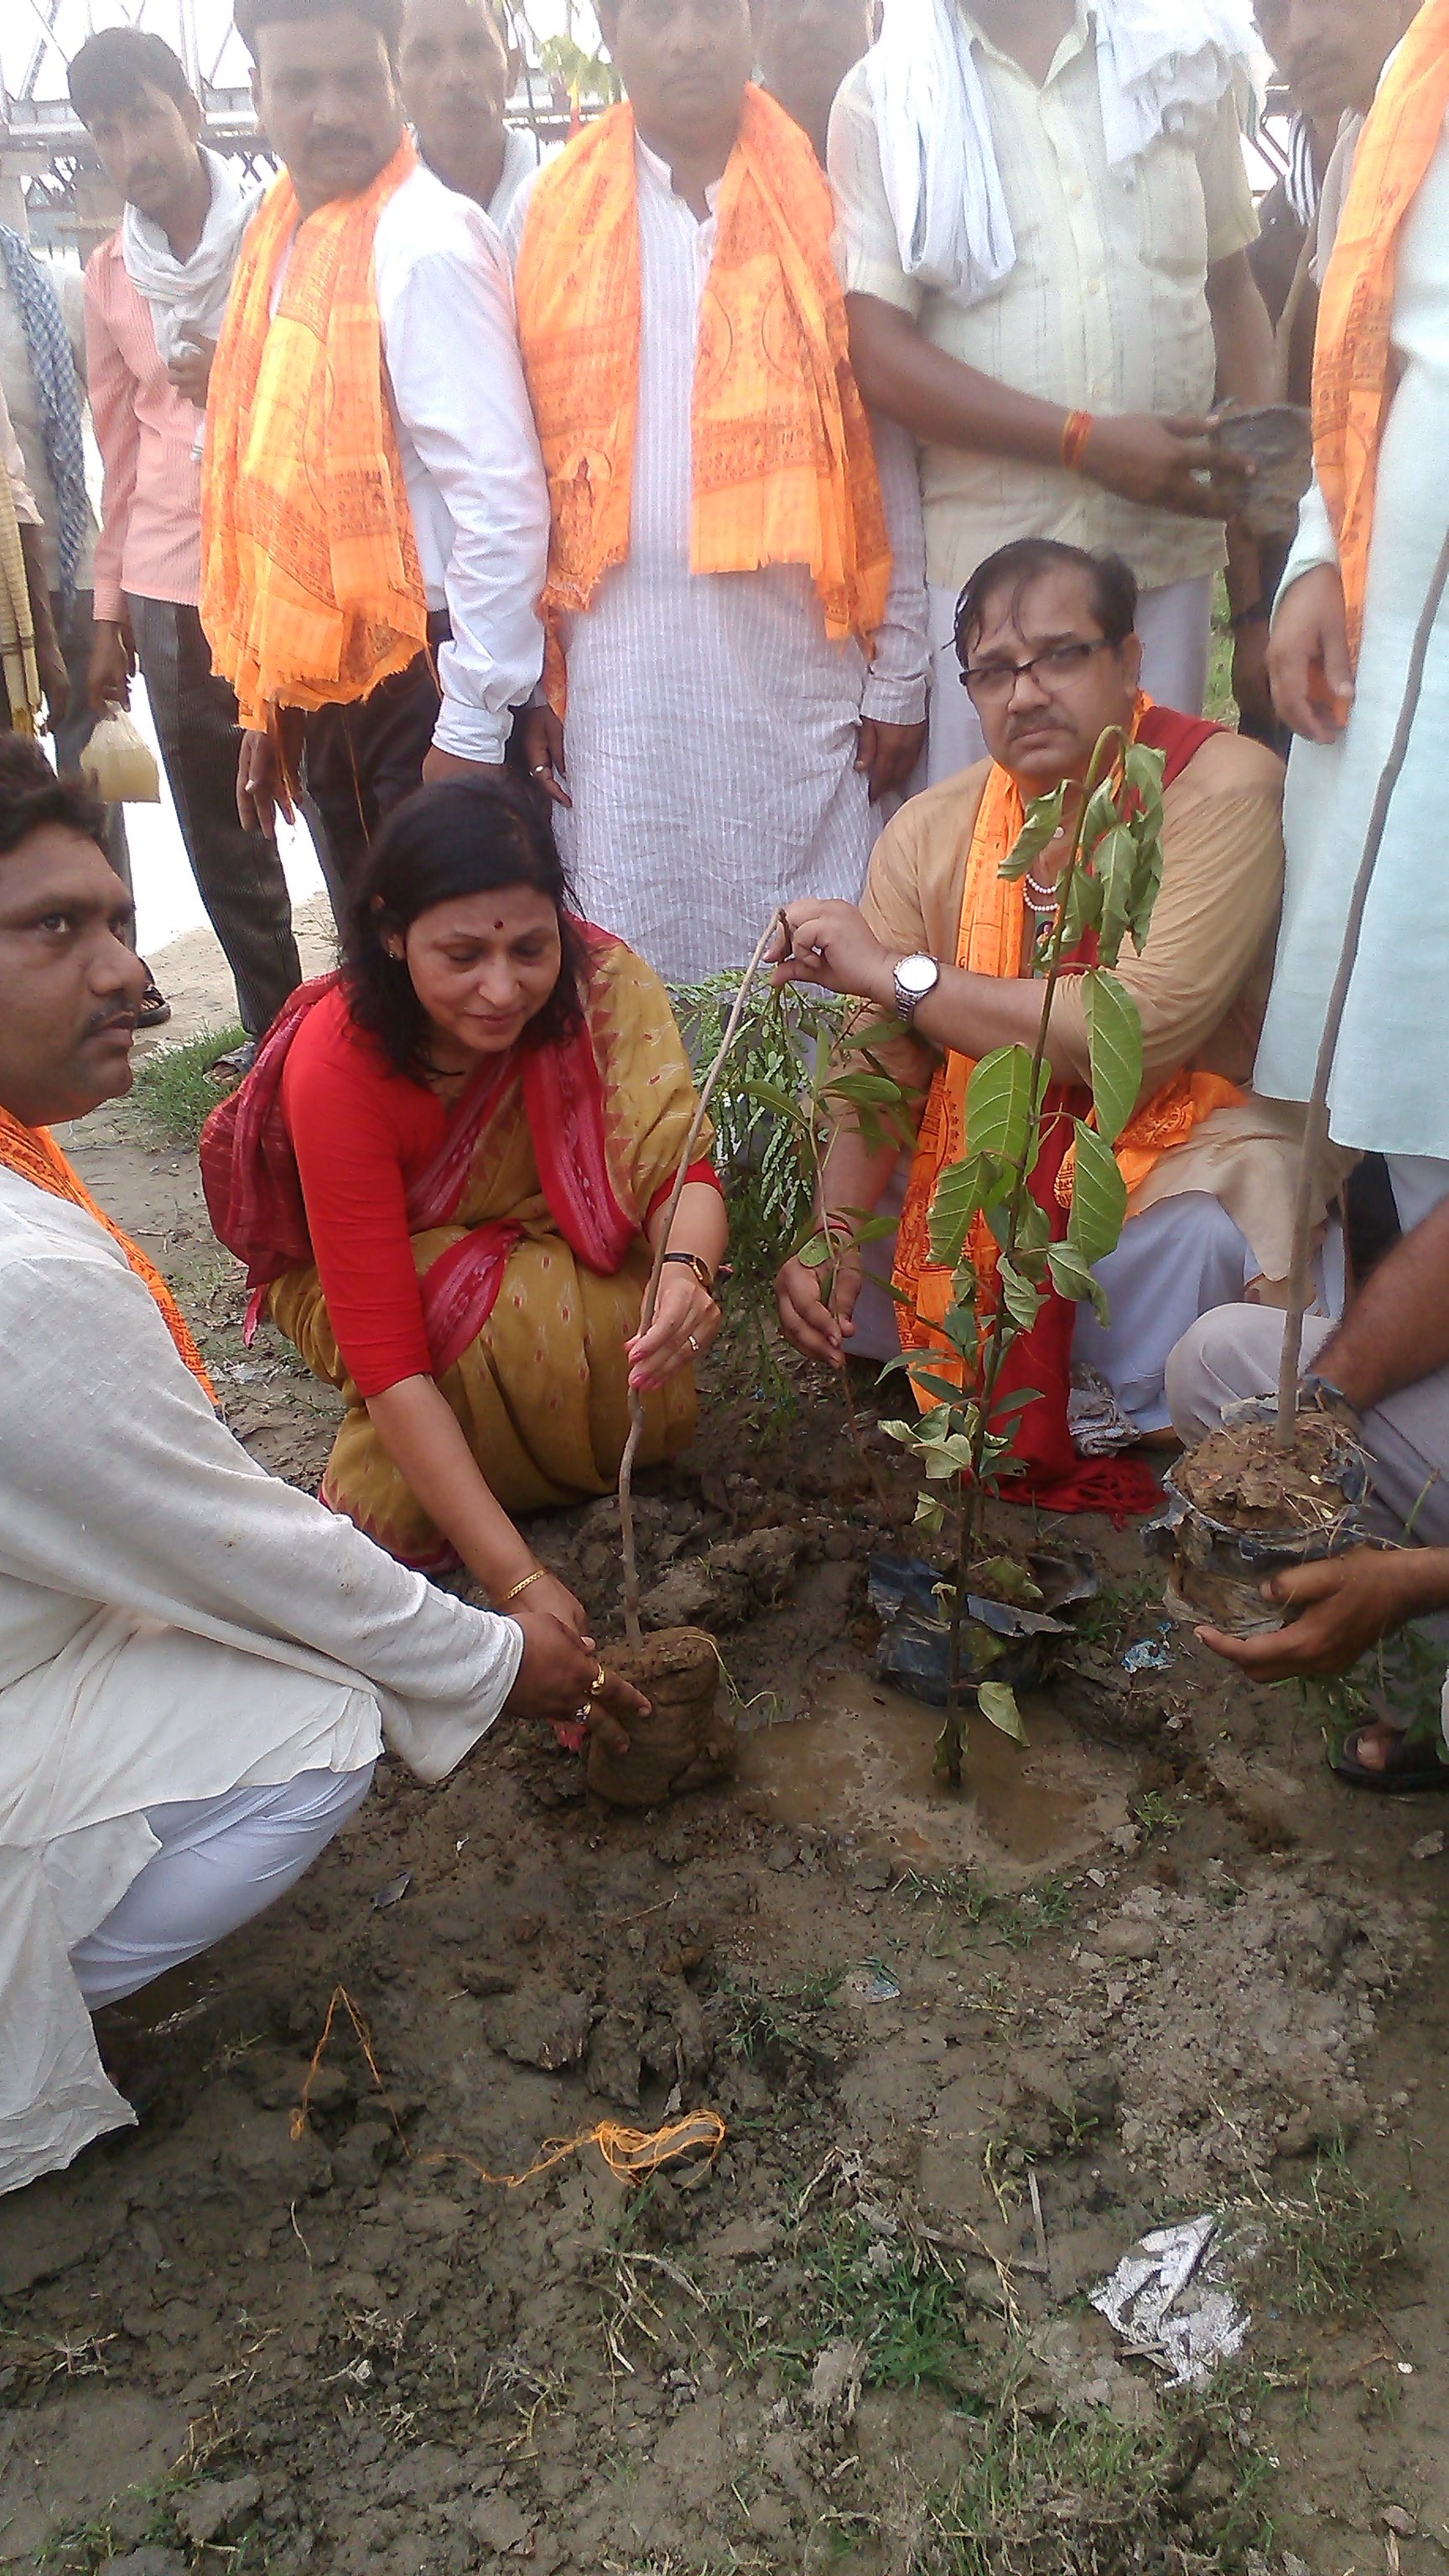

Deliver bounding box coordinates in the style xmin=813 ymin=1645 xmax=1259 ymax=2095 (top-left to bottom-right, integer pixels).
xmin=1274 ymin=524 xmax=1449 ymax=1445
xmin=619 ymin=911 xmax=787 ymax=1644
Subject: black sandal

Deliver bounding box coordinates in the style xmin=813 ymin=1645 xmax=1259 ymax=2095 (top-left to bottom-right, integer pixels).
xmin=1332 ymin=1725 xmax=1449 ymax=1793
xmin=137 ymin=969 xmax=171 ymax=1029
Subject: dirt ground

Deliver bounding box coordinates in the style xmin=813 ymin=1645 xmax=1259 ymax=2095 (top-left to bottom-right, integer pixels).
xmin=3 ymin=929 xmax=1448 ymax=2576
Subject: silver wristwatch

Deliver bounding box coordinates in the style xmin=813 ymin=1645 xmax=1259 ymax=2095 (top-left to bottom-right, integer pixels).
xmin=892 ymin=952 xmax=941 ymax=1024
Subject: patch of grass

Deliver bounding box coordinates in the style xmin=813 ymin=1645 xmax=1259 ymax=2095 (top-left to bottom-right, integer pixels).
xmin=1259 ymin=2142 xmax=1405 ymax=2319
xmin=988 ymin=1878 xmax=1073 ymax=1950
xmin=131 ymin=1021 xmax=246 ymax=1145
xmin=1073 ymin=1571 xmax=1166 ymax=1652
xmin=917 ymin=2393 xmax=1272 ymax=2576
xmin=715 ymin=1966 xmax=845 ymax=2069
xmin=802 ymin=2214 xmax=984 ymax=2399
xmin=1132 ymin=1789 xmax=1182 ymax=1840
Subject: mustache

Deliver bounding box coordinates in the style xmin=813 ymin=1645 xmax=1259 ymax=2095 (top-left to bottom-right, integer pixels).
xmin=84 ymin=1004 xmax=138 ymax=1041
xmin=307 ymin=127 xmax=373 ymax=152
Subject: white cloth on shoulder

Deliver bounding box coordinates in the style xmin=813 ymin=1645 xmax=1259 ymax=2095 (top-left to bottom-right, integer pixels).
xmin=121 ymin=145 xmax=258 ymax=366
xmin=863 ymin=0 xmax=1256 ymax=301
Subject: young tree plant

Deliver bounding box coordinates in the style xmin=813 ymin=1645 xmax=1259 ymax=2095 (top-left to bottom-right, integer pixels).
xmin=880 ymin=725 xmax=1169 ymax=1787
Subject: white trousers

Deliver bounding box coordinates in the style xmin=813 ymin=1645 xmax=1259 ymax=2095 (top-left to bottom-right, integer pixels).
xmin=924 ymin=572 xmax=1216 ymax=786
xmin=69 ymin=1764 xmax=376 ymax=2010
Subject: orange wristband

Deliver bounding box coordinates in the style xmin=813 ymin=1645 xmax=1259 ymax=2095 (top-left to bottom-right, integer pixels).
xmin=1061 ymin=408 xmax=1094 ymax=472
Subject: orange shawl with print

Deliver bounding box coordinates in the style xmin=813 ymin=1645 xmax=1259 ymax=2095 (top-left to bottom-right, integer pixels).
xmin=514 ymin=86 xmax=892 ymax=713
xmin=200 ymin=138 xmax=428 ymax=734
xmin=894 ymin=702 xmax=1239 ymax=1488
xmin=0 ymin=1107 xmax=214 ymax=1398
xmin=1313 ymin=0 xmax=1449 ymax=665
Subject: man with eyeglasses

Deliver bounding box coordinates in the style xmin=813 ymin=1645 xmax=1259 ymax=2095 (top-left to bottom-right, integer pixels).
xmin=771 ymin=538 xmax=1337 ymax=1464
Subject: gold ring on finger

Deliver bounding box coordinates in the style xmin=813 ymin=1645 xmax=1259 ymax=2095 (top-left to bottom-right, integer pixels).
xmin=589 ymin=1662 xmax=607 ymax=1697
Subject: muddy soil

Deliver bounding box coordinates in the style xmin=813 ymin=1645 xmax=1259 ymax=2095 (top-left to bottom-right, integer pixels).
xmin=3 ymin=1015 xmax=1449 ymax=2576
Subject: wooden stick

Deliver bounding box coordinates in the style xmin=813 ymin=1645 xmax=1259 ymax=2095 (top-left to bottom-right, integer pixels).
xmin=619 ymin=911 xmax=787 ymax=1644
xmin=1275 ymin=523 xmax=1449 ymax=1442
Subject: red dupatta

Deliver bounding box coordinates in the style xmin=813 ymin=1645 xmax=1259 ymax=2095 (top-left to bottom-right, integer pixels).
xmin=199 ymin=943 xmax=637 ymax=1377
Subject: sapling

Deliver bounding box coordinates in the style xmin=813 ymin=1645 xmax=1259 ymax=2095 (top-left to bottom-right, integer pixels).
xmin=880 ymin=724 xmax=1170 ymax=1786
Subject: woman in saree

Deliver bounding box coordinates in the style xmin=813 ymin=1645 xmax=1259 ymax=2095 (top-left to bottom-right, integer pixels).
xmin=200 ymin=777 xmax=726 ymax=1632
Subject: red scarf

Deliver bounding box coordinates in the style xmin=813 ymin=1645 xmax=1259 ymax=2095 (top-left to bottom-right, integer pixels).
xmin=199 ymin=945 xmax=636 ymax=1374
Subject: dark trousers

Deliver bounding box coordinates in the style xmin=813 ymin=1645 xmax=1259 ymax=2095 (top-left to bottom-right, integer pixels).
xmin=302 ymin=636 xmax=443 ymax=901
xmin=127 ymin=594 xmax=302 ymax=1041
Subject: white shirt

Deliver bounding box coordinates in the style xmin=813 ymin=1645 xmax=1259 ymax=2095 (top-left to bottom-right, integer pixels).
xmin=0 ymin=1170 xmax=522 ymax=2192
xmin=371 ymin=163 xmax=551 ymax=761
xmin=506 ymin=139 xmax=928 ymax=983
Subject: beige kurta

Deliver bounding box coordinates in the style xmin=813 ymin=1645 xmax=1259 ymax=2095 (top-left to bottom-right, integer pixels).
xmin=854 ymin=735 xmax=1349 ymax=1283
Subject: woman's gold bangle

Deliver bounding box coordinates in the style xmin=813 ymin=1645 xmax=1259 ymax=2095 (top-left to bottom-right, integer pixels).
xmin=499 ymin=1566 xmax=546 ymax=1607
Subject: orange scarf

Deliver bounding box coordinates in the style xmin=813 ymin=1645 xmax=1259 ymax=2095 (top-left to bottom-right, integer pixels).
xmin=514 ymin=88 xmax=892 ymax=713
xmin=1313 ymin=0 xmax=1449 ymax=665
xmin=200 ymin=139 xmax=428 ymax=734
xmin=0 ymin=1108 xmax=215 ymax=1399
xmin=894 ymin=699 xmax=1240 ymax=1404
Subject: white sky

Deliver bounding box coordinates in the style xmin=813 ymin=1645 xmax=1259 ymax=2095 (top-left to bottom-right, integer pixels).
xmin=2 ymin=0 xmax=594 ymax=106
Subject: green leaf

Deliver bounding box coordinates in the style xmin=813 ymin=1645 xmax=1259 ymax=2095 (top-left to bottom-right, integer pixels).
xmin=939 ymin=1299 xmax=980 ymax=1364
xmin=1067 ymin=1121 xmax=1128 ymax=1263
xmin=853 ymin=1213 xmax=905 ymax=1246
xmin=973 ymin=1556 xmax=1043 ymax=1605
xmin=929 ymin=1152 xmax=990 ymax=1268
xmin=910 ymin=1368 xmax=972 ymax=1406
xmin=997 ymin=1258 xmax=1042 ymax=1332
xmin=1128 ymin=834 xmax=1165 ymax=953
xmin=1080 ymin=774 xmax=1119 ymax=852
xmin=978 ymin=1680 xmax=1028 ymax=1744
xmin=912 ymin=1493 xmax=946 ymax=1538
xmin=966 ymin=1046 xmax=1051 ymax=1166
xmin=1046 ymin=1239 xmax=1110 ymax=1322
xmin=1093 ymin=824 xmax=1138 ymax=969
xmin=797 ymin=1232 xmax=834 ymax=1270
xmin=828 ymin=1070 xmax=909 ymax=1107
xmin=1000 ymin=781 xmax=1069 ymax=877
xmin=1082 ymin=969 xmax=1143 ymax=1146
xmin=1122 ymin=740 xmax=1166 ymax=808
xmin=879 ymin=1416 xmax=920 ymax=1448
xmin=742 ymin=1078 xmax=801 ymax=1120
xmin=1058 ymin=856 xmax=1103 ymax=954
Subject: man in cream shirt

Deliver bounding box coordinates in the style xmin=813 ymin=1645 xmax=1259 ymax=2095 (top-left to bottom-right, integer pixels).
xmin=829 ymin=0 xmax=1276 ymax=778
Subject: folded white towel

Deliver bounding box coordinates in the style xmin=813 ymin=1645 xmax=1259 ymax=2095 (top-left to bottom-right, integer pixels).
xmin=864 ymin=0 xmax=1256 ymax=303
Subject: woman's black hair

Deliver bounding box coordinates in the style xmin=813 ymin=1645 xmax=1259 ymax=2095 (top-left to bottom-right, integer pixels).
xmin=343 ymin=776 xmax=590 ymax=1078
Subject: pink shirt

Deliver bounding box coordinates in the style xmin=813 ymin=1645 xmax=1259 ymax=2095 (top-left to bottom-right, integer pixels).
xmin=84 ymin=232 xmax=204 ymax=622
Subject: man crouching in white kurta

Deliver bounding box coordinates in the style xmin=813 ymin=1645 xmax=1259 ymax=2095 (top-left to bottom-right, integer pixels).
xmin=0 ymin=740 xmax=641 ymax=2195
xmin=506 ymin=0 xmax=928 ymax=989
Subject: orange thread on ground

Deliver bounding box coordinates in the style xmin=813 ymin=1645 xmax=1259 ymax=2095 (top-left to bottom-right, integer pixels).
xmin=290 ymin=1984 xmax=725 ymax=2187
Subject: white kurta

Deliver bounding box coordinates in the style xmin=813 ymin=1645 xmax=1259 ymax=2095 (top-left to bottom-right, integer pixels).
xmin=1254 ymin=112 xmax=1449 ymax=1158
xmin=0 ymin=1172 xmax=522 ymax=2194
xmin=536 ymin=138 xmax=929 ymax=987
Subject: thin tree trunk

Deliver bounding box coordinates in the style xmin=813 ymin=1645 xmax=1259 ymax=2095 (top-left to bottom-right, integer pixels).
xmin=1275 ymin=525 xmax=1449 ymax=1441
xmin=620 ymin=913 xmax=786 ymax=1644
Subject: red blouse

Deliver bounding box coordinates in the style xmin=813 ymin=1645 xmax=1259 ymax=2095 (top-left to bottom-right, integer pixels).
xmin=281 ymin=983 xmax=716 ymax=1400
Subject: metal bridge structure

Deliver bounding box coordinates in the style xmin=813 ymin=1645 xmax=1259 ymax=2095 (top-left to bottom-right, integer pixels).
xmin=0 ymin=0 xmax=574 ymax=252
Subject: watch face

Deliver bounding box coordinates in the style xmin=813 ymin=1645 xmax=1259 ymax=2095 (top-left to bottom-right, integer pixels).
xmin=896 ymin=953 xmax=938 ymax=1000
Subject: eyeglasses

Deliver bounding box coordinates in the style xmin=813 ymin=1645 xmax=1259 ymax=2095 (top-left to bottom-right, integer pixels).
xmin=959 ymin=637 xmax=1111 ymax=704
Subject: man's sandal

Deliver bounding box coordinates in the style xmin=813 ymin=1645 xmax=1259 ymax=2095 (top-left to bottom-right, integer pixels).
xmin=1331 ymin=1726 xmax=1449 ymax=1793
